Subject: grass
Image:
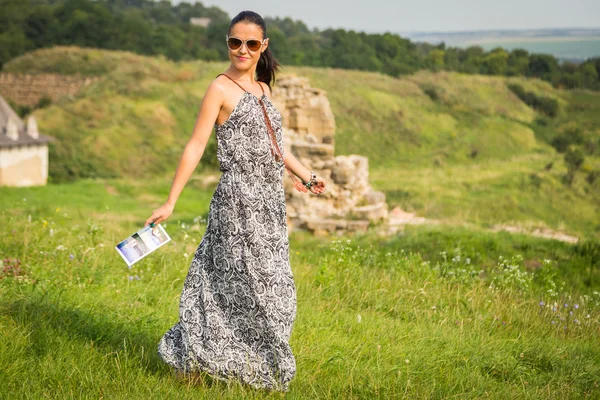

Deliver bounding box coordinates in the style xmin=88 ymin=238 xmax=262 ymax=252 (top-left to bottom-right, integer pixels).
xmin=370 ymin=152 xmax=600 ymax=240
xmin=1 ymin=176 xmax=600 ymax=398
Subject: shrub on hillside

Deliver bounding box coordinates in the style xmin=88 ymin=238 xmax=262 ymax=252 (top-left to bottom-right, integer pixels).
xmin=508 ymin=83 xmax=560 ymax=117
xmin=563 ymin=146 xmax=585 ymax=186
xmin=551 ymin=127 xmax=585 ymax=153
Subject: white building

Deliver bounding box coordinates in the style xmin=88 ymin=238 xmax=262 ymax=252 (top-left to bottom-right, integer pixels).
xmin=0 ymin=94 xmax=53 ymax=186
xmin=190 ymin=17 xmax=211 ymax=27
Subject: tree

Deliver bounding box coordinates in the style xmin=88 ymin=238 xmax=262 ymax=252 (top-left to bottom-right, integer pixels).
xmin=527 ymin=54 xmax=559 ymax=80
xmin=507 ymin=48 xmax=529 ymax=76
xmin=458 ymin=46 xmax=484 ymax=74
xmin=481 ymin=48 xmax=508 ymax=75
xmin=443 ymin=47 xmax=460 ymax=71
xmin=425 ymin=49 xmax=445 ymax=72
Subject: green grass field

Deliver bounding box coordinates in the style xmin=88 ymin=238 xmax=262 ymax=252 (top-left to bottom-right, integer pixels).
xmin=2 ymin=46 xmax=600 ymax=398
xmin=1 ymin=177 xmax=599 ymax=398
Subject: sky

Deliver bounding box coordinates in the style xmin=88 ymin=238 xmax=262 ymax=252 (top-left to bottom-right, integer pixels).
xmin=173 ymin=0 xmax=599 ymax=34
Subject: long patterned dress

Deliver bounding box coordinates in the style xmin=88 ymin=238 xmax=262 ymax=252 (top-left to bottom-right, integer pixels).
xmin=157 ymin=75 xmax=297 ymax=392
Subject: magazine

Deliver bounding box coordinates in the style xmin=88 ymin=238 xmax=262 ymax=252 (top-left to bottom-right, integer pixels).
xmin=115 ymin=224 xmax=171 ymax=267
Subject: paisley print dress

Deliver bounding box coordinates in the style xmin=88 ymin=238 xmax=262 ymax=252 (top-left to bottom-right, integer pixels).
xmin=157 ymin=75 xmax=297 ymax=392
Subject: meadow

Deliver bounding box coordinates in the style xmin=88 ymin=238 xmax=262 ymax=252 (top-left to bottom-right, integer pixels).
xmin=1 ymin=47 xmax=600 ymax=398
xmin=1 ymin=176 xmax=599 ymax=399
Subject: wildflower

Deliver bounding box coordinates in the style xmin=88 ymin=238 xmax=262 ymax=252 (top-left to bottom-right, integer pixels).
xmin=574 ymin=319 xmax=580 ymax=324
xmin=69 ymin=254 xmax=74 ymax=259
xmin=551 ymin=321 xmax=555 ymax=324
xmin=539 ymin=301 xmax=545 ymax=307
xmin=356 ymin=314 xmax=362 ymax=323
xmin=551 ymin=307 xmax=557 ymax=312
xmin=574 ymin=304 xmax=579 ymax=309
xmin=564 ymin=303 xmax=568 ymax=308
xmin=405 ymin=359 xmax=410 ymax=364
xmin=569 ymin=311 xmax=573 ymax=315
xmin=129 ymin=276 xmax=134 ymax=281
xmin=56 ymin=245 xmax=67 ymax=251
xmin=43 ymin=220 xmax=48 ymax=228
xmin=183 ymin=253 xmax=189 ymax=258
xmin=56 ymin=208 xmax=60 ymax=212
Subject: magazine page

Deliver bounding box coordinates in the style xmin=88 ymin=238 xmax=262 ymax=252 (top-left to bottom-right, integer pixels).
xmin=115 ymin=224 xmax=171 ymax=267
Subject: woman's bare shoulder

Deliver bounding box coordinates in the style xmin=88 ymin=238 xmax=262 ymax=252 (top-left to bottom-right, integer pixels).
xmin=258 ymin=81 xmax=273 ymax=98
xmin=207 ymin=75 xmax=229 ymax=95
xmin=201 ymin=76 xmax=231 ymax=106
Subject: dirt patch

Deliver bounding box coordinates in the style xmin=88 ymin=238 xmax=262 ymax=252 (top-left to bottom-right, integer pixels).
xmin=105 ymin=184 xmax=119 ymax=195
xmin=490 ymin=224 xmax=579 ymax=244
xmin=380 ymin=206 xmax=579 ymax=244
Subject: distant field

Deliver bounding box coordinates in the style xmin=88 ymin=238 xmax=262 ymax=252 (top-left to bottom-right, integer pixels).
xmin=464 ymin=37 xmax=600 ymax=60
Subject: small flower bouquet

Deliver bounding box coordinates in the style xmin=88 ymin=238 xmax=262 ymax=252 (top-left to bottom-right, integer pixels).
xmin=115 ymin=224 xmax=171 ymax=267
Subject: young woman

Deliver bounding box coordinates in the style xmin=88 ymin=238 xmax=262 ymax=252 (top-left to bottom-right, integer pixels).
xmin=146 ymin=10 xmax=325 ymax=393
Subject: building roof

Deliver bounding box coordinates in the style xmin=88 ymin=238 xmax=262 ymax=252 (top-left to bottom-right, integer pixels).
xmin=0 ymin=93 xmax=53 ymax=149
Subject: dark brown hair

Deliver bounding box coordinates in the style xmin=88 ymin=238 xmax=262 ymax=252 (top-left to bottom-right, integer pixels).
xmin=228 ymin=10 xmax=281 ymax=91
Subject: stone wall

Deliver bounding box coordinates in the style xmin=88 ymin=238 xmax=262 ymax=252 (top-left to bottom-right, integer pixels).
xmin=272 ymin=74 xmax=388 ymax=235
xmin=0 ymin=73 xmax=99 ymax=106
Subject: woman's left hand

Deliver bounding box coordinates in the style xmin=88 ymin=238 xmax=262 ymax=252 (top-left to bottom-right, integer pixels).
xmin=309 ymin=177 xmax=326 ymax=194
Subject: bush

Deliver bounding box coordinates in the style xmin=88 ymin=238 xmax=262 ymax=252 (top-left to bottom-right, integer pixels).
xmin=422 ymin=85 xmax=439 ymax=101
xmin=508 ymin=83 xmax=560 ymax=117
xmin=551 ymin=127 xmax=584 ymax=153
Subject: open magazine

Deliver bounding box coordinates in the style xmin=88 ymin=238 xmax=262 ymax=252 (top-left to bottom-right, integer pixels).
xmin=115 ymin=224 xmax=171 ymax=267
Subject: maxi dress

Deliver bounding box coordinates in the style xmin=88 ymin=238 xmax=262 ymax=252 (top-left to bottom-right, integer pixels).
xmin=157 ymin=75 xmax=297 ymax=392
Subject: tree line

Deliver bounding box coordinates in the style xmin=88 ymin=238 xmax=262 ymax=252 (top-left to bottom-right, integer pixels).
xmin=1 ymin=0 xmax=599 ymax=90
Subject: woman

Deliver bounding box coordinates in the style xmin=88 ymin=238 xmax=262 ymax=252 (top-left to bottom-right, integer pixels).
xmin=146 ymin=10 xmax=326 ymax=393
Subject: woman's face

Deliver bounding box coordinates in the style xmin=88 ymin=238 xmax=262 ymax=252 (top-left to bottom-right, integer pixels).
xmin=227 ymin=22 xmax=268 ymax=71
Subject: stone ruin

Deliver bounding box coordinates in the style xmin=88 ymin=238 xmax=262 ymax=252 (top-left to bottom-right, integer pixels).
xmin=270 ymin=74 xmax=388 ymax=235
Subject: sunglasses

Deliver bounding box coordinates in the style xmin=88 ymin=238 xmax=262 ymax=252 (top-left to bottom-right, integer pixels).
xmin=225 ymin=35 xmax=266 ymax=52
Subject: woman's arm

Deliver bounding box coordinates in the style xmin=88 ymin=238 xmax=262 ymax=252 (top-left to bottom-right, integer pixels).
xmin=145 ymin=82 xmax=225 ymax=227
xmin=261 ymin=82 xmax=326 ymax=195
xmin=284 ymin=150 xmax=312 ymax=183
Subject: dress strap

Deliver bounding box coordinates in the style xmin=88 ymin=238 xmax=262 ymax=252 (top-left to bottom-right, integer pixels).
xmin=217 ymin=73 xmax=265 ymax=95
xmin=216 ymin=74 xmax=304 ymax=192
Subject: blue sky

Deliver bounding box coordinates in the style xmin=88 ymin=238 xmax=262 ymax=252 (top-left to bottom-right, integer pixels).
xmin=174 ymin=0 xmax=599 ymax=33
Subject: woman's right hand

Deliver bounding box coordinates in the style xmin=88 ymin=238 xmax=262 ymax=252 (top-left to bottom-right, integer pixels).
xmin=145 ymin=203 xmax=175 ymax=227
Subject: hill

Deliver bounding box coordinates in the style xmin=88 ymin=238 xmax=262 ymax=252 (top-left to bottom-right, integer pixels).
xmin=3 ymin=46 xmax=600 ymax=239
